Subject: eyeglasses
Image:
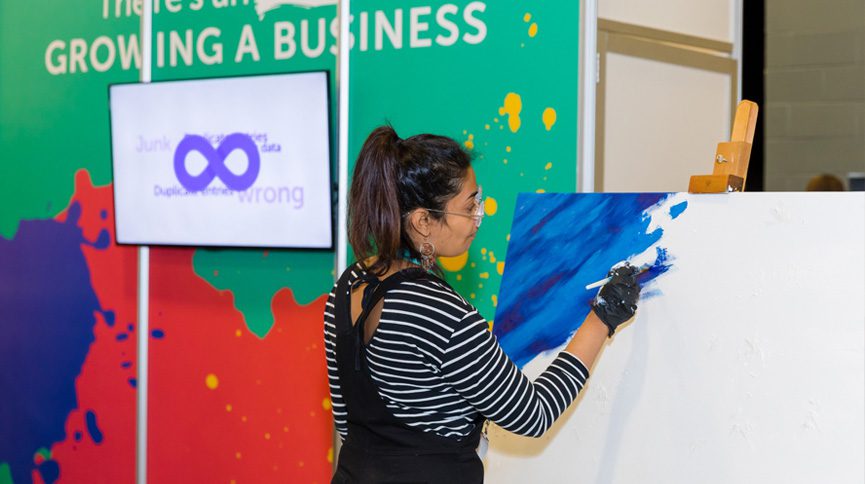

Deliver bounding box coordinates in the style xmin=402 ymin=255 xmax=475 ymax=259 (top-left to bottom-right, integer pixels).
xmin=425 ymin=186 xmax=485 ymax=228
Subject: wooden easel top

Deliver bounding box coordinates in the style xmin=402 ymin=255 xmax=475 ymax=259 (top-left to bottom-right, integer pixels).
xmin=688 ymin=100 xmax=759 ymax=193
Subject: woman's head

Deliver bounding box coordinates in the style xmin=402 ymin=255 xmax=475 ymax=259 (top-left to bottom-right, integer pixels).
xmin=348 ymin=125 xmax=481 ymax=275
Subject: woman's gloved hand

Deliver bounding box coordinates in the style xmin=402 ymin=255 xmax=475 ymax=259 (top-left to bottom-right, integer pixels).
xmin=590 ymin=263 xmax=642 ymax=337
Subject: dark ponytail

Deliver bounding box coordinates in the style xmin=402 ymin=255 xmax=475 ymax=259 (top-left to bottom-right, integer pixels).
xmin=348 ymin=125 xmax=472 ymax=276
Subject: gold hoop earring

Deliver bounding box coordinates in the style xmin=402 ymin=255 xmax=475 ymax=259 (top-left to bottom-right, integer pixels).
xmin=419 ymin=239 xmax=436 ymax=272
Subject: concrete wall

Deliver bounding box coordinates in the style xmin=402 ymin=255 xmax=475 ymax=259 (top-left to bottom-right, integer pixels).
xmin=764 ymin=0 xmax=865 ymax=190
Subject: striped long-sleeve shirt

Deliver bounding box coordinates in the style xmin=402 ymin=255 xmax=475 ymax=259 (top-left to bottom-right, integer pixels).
xmin=324 ymin=262 xmax=590 ymax=441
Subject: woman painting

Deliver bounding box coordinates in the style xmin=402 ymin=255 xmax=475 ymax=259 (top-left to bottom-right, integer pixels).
xmin=324 ymin=126 xmax=640 ymax=483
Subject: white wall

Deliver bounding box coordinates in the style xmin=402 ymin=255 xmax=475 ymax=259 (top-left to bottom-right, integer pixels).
xmin=599 ymin=0 xmax=734 ymax=42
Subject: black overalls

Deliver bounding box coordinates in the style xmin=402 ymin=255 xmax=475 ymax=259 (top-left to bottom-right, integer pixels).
xmin=331 ymin=268 xmax=484 ymax=484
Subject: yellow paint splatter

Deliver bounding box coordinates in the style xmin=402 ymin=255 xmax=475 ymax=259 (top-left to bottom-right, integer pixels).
xmin=236 ymin=452 xmax=242 ymax=460
xmin=456 ymin=274 xmax=462 ymax=281
xmin=497 ymin=93 xmax=522 ymax=133
xmin=205 ymin=374 xmax=219 ymax=390
xmin=235 ymin=329 xmax=242 ymax=337
xmin=464 ymin=133 xmax=475 ymax=150
xmin=283 ymin=426 xmax=289 ymax=432
xmin=489 ymin=251 xmax=496 ymax=263
xmin=265 ymin=432 xmax=271 ymax=440
xmin=523 ymin=13 xmax=532 ymax=22
xmin=505 ymin=146 xmax=511 ymax=152
xmin=503 ymin=158 xmax=508 ymax=164
xmin=499 ymin=125 xmax=504 ymax=130
xmin=506 ymin=234 xmax=511 ymax=242
xmin=528 ymin=23 xmax=538 ymax=37
xmin=470 ymin=293 xmax=476 ymax=299
xmin=327 ymin=447 xmax=334 ymax=464
xmin=470 ymin=262 xmax=476 ymax=268
xmin=497 ymin=261 xmax=505 ymax=275
xmin=226 ymin=404 xmax=233 ymax=412
xmin=545 ymin=162 xmax=553 ymax=170
xmin=484 ymin=197 xmax=498 ymax=216
xmin=488 ymin=320 xmax=494 ymax=332
xmin=536 ymin=189 xmax=546 ymax=193
xmin=492 ymin=295 xmax=498 ymax=307
xmin=480 ymin=272 xmax=490 ymax=279
xmin=322 ymin=398 xmax=332 ymax=411
xmin=481 ymin=248 xmax=487 ymax=254
xmin=542 ymin=107 xmax=557 ymax=130
xmin=478 ymin=283 xmax=484 ymax=288
xmin=484 ymin=124 xmax=490 ymax=130
xmin=439 ymin=250 xmax=469 ymax=272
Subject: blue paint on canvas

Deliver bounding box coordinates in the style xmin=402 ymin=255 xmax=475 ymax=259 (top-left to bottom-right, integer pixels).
xmin=494 ymin=193 xmax=682 ymax=368
xmin=670 ymin=201 xmax=688 ymax=219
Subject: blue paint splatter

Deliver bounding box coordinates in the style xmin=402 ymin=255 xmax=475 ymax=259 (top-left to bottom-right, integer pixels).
xmin=151 ymin=329 xmax=165 ymax=339
xmin=37 ymin=460 xmax=60 ymax=483
xmin=102 ymin=310 xmax=116 ymax=327
xmin=669 ymin=201 xmax=688 ymax=219
xmin=116 ymin=332 xmax=129 ymax=342
xmin=127 ymin=323 xmax=134 ymax=332
xmin=74 ymin=431 xmax=82 ymax=442
xmin=0 ymin=202 xmax=103 ymax=483
xmin=85 ymin=410 xmax=103 ymax=444
xmin=99 ymin=209 xmax=108 ymax=220
xmin=120 ymin=361 xmax=132 ymax=369
xmin=128 ymin=378 xmax=137 ymax=388
xmin=91 ymin=229 xmax=111 ymax=249
xmin=494 ymin=193 xmax=682 ymax=367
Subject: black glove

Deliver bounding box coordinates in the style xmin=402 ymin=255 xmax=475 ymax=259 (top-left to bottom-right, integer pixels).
xmin=590 ymin=263 xmax=642 ymax=337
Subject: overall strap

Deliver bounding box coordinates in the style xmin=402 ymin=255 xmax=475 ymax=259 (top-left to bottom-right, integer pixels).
xmin=351 ymin=269 xmax=428 ymax=370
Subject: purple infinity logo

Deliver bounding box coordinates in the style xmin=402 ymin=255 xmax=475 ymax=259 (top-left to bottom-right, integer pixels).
xmin=173 ymin=133 xmax=260 ymax=191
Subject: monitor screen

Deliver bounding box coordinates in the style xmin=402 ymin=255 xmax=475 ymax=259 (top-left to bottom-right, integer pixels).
xmin=109 ymin=71 xmax=333 ymax=249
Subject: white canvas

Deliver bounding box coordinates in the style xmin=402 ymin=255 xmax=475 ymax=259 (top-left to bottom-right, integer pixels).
xmin=486 ymin=193 xmax=865 ymax=484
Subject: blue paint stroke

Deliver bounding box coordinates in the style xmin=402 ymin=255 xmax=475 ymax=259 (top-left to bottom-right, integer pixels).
xmin=101 ymin=310 xmax=116 ymax=327
xmin=37 ymin=460 xmax=59 ymax=484
xmin=85 ymin=410 xmax=103 ymax=444
xmin=115 ymin=333 xmax=129 ymax=342
xmin=494 ymin=193 xmax=683 ymax=368
xmin=0 ymin=201 xmax=104 ymax=484
xmin=669 ymin=200 xmax=688 ymax=219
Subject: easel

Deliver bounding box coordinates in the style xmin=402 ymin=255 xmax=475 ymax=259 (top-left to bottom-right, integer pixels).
xmin=688 ymin=100 xmax=759 ymax=193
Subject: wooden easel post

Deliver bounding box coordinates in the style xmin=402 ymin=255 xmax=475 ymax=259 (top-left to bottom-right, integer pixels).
xmin=689 ymin=100 xmax=759 ymax=193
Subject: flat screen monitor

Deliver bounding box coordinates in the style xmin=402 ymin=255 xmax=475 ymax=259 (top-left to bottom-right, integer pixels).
xmin=109 ymin=71 xmax=333 ymax=249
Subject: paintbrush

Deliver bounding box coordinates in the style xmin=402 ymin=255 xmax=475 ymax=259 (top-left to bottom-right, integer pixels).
xmin=584 ymin=263 xmax=651 ymax=290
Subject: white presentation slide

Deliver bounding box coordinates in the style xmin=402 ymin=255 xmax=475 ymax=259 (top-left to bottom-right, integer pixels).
xmin=109 ymin=71 xmax=333 ymax=248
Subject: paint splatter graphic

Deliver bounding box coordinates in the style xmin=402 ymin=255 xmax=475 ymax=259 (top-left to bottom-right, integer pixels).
xmin=0 ymin=170 xmax=331 ymax=483
xmin=1 ymin=169 xmax=139 ymax=484
xmin=494 ymin=193 xmax=682 ymax=367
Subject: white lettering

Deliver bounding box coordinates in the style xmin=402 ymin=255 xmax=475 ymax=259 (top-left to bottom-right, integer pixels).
xmin=69 ymin=38 xmax=88 ymax=73
xmin=462 ymin=2 xmax=487 ymax=45
xmin=374 ymin=9 xmax=402 ymax=50
xmin=409 ymin=6 xmax=432 ymax=48
xmin=118 ymin=34 xmax=141 ymax=70
xmin=198 ymin=27 xmax=222 ymax=64
xmin=169 ymin=30 xmax=193 ymax=67
xmin=90 ymin=36 xmax=116 ymax=72
xmin=235 ymin=24 xmax=260 ymax=62
xmin=45 ymin=40 xmax=67 ymax=75
xmin=274 ymin=21 xmax=297 ymax=60
xmin=435 ymin=4 xmax=459 ymax=47
xmin=301 ymin=18 xmax=326 ymax=58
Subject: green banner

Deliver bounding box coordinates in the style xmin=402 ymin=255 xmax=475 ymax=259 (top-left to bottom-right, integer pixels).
xmin=349 ymin=0 xmax=580 ymax=323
